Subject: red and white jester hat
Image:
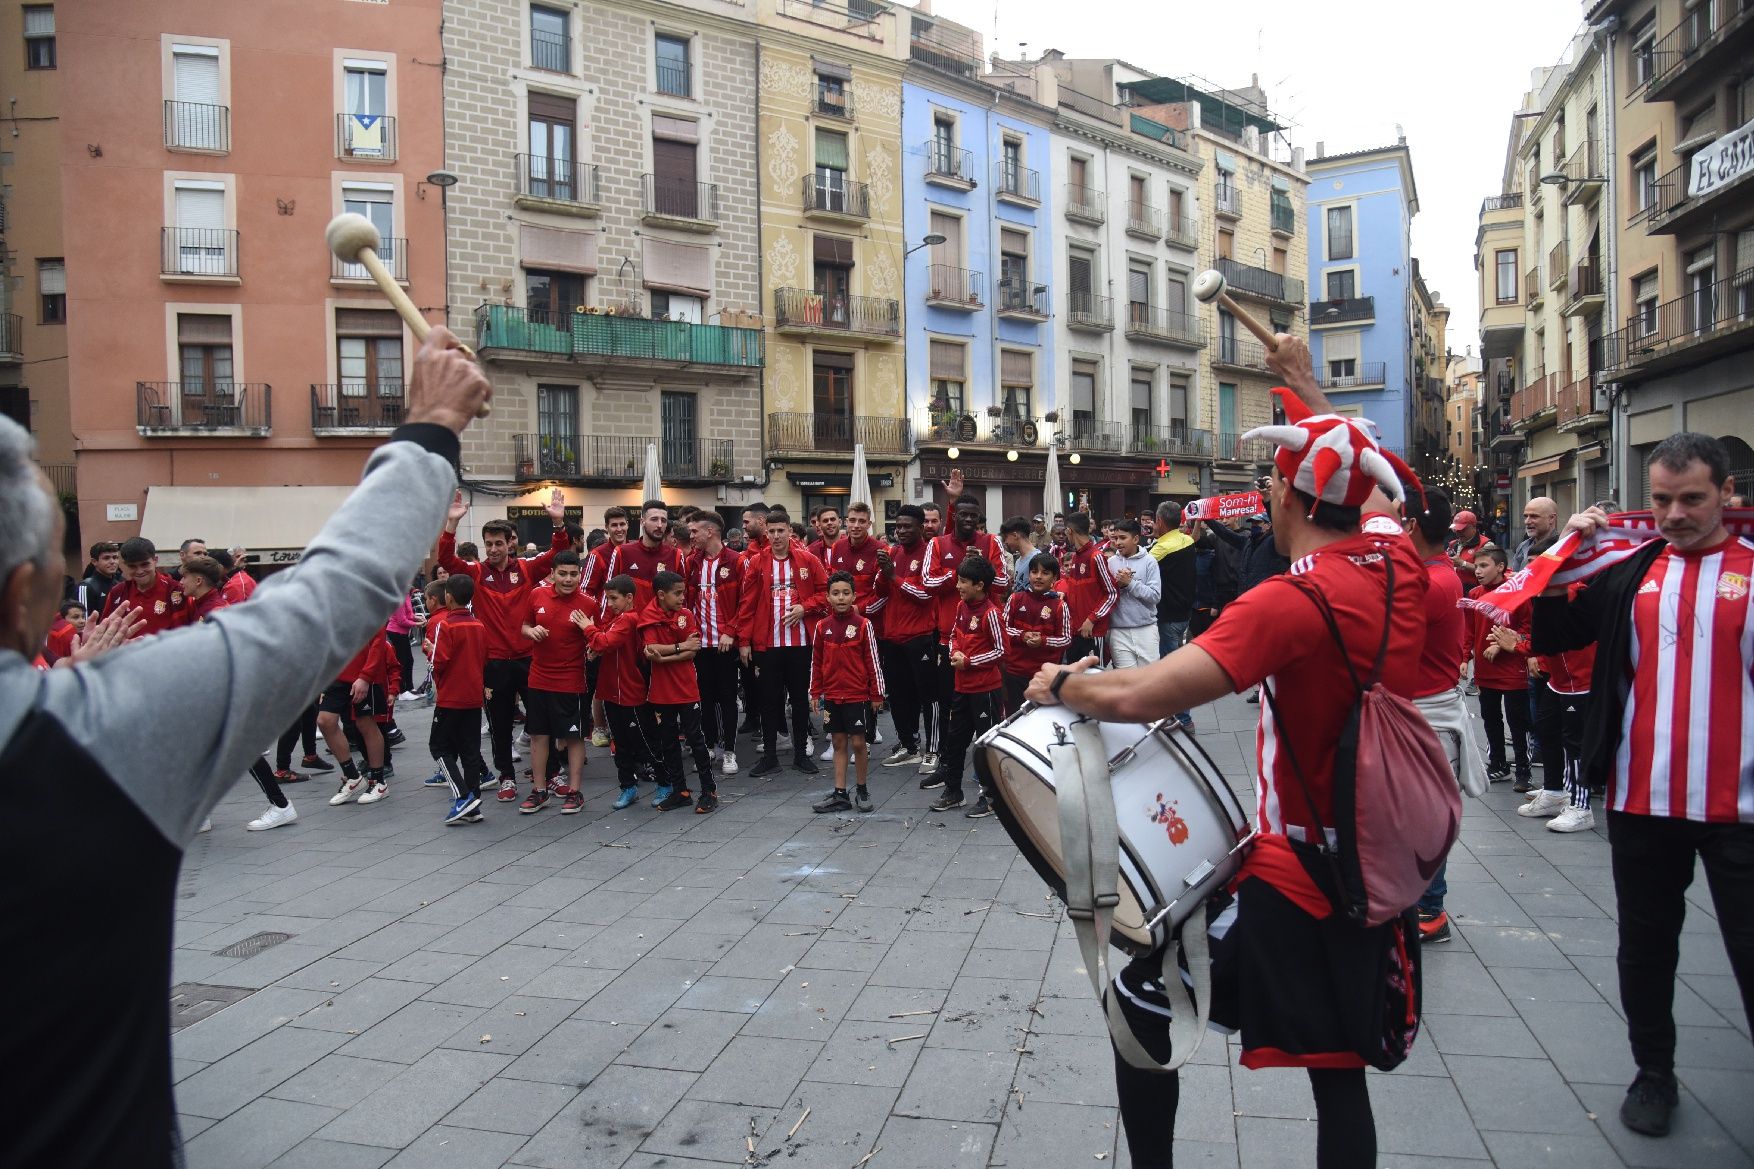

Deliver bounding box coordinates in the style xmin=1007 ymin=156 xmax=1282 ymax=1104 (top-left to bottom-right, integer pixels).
xmin=1243 ymin=388 xmax=1419 ymax=516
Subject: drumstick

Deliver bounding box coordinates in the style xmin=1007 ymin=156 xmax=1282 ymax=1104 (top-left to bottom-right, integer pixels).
xmin=325 ymin=213 xmax=490 ymax=418
xmin=1192 ymin=270 xmax=1280 ymax=352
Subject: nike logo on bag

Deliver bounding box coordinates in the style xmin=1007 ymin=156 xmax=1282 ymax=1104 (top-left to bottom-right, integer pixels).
xmin=1413 ymin=813 xmax=1459 ymax=880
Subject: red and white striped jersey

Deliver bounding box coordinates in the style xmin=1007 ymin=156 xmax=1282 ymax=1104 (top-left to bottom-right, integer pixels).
xmin=735 ymin=545 xmax=828 ymax=652
xmin=1614 ymin=536 xmax=1754 ymax=824
xmin=686 ymin=546 xmax=743 ymax=646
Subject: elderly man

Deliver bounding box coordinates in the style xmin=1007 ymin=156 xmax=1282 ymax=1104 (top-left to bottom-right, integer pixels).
xmin=1 ymin=328 xmax=487 ymax=1168
xmin=1513 ymin=496 xmax=1559 ymax=571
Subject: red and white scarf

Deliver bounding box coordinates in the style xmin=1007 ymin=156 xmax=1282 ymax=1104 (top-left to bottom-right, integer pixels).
xmin=1459 ymin=509 xmax=1754 ymax=624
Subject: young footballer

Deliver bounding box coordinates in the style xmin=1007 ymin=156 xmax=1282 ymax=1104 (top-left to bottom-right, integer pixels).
xmin=1002 ymin=552 xmax=1071 ymax=713
xmin=432 ymin=575 xmax=490 ymax=825
xmin=579 ymin=574 xmax=660 ymax=809
xmin=925 ymin=557 xmax=1006 ymax=817
xmin=321 ymin=628 xmax=393 ymax=807
xmin=810 ymin=571 xmax=886 ymax=814
xmin=518 ymin=549 xmax=592 ymax=814
xmin=641 ymin=570 xmax=718 ymax=813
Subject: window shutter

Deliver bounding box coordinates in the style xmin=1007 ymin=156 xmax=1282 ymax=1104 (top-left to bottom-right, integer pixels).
xmin=38 ymin=260 xmax=65 ymax=296
xmin=23 ymin=6 xmax=53 ymax=35
xmin=1068 ymin=254 xmax=1092 ymax=296
xmin=173 ymin=49 xmax=221 ymax=105
xmin=1001 ymin=349 xmax=1033 ymax=385
xmin=1127 ymin=266 xmax=1149 ymax=304
xmin=1325 ymin=331 xmax=1360 ymax=363
xmin=815 ymin=130 xmax=849 ymax=171
xmin=528 ymin=92 xmax=576 ymax=124
xmin=642 ymin=237 xmax=712 ymax=296
xmin=1130 ymin=373 xmax=1151 ymax=410
xmin=812 ymin=234 xmax=855 ymax=267
xmin=929 ymin=340 xmax=964 ymax=379
xmin=174 ymin=185 xmax=225 ymax=229
xmin=335 ymin=308 xmax=403 ymax=336
xmin=177 ymin=313 xmax=233 ymax=344
xmin=652 ymin=114 xmax=698 ymax=143
xmin=1735 ymin=230 xmax=1754 ymax=286
xmin=812 ymin=57 xmax=851 ymax=81
xmin=519 ymin=224 xmax=598 ymax=274
xmin=652 ymin=138 xmax=696 ymax=185
xmin=1000 ymin=227 xmax=1027 ymax=256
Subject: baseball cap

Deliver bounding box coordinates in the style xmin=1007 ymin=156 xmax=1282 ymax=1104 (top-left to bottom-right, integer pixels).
xmin=1450 ymin=509 xmax=1478 ymax=532
xmin=1248 ymin=513 xmax=1269 ymax=524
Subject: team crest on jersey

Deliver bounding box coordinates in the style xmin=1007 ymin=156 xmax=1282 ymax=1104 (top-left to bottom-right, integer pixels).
xmin=799 ymin=568 xmax=809 ymax=580
xmin=171 ymin=590 xmax=184 ymax=604
xmin=1718 ymin=572 xmax=1749 ymax=601
xmin=510 ymin=572 xmax=520 ymax=585
xmin=677 ymin=614 xmax=688 ymax=628
xmin=719 ymin=567 xmax=730 ymax=579
xmin=845 ymin=624 xmax=856 ymax=637
xmin=855 ymin=559 xmax=865 ymax=571
xmin=154 ymin=600 xmax=167 ymax=615
xmin=1040 ymin=605 xmax=1051 ymax=620
xmin=967 ymin=616 xmax=978 ymax=630
xmin=910 ymin=560 xmax=919 ymax=572
xmin=1638 ymin=579 xmax=1661 ymax=595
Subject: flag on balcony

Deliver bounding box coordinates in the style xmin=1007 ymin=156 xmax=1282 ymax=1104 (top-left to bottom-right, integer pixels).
xmin=347 ymin=114 xmax=384 ymax=158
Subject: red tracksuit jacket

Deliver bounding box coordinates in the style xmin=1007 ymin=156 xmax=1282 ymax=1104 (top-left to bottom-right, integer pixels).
xmin=639 ymin=601 xmax=702 ymax=705
xmin=923 ymin=531 xmax=1006 ymax=642
xmin=437 ymin=528 xmax=573 ymax=660
xmin=736 ymin=545 xmax=829 ymax=652
xmin=827 ymin=535 xmax=891 ymax=633
xmin=585 ymin=610 xmax=647 ymax=705
xmin=686 ymin=546 xmax=744 ymax=647
xmin=1063 ymin=539 xmax=1119 ymax=636
xmin=1003 ymin=589 xmax=1072 ymax=677
xmin=950 ymin=598 xmax=1006 ymax=694
xmin=431 ymin=611 xmax=488 ymax=709
xmin=608 ymin=538 xmax=686 ymax=611
xmin=810 ymin=612 xmax=886 ymax=704
xmin=1466 ymin=585 xmax=1533 ymax=691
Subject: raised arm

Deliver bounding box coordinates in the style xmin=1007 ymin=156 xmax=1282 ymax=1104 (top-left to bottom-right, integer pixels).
xmin=1265 ymin=333 xmax=1398 ymax=518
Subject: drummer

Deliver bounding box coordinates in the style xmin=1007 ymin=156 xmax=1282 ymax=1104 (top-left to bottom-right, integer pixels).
xmin=1026 ymin=333 xmax=1428 ymax=1169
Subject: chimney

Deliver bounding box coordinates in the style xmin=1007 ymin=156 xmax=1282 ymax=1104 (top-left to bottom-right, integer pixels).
xmin=1243 ymin=126 xmax=1259 ymax=152
xmin=1186 ymin=101 xmax=1201 ymax=131
xmin=1395 ymin=123 xmax=1406 ymax=144
xmin=1291 ymin=145 xmax=1305 ymax=171
xmin=1315 ymin=140 xmax=1324 ymax=158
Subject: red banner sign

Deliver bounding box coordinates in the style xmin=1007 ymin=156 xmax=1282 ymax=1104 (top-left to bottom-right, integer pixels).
xmin=1181 ymin=491 xmax=1263 ymax=524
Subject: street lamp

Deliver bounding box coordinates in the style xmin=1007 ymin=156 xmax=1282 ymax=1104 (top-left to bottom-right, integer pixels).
xmin=1539 ymin=171 xmax=1605 ymax=188
xmin=903 ymin=233 xmax=947 ymax=258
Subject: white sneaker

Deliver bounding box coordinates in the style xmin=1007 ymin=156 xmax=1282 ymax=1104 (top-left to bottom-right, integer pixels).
xmin=357 ymin=781 xmax=389 ymax=805
xmin=1547 ymin=805 xmax=1595 ymax=833
xmin=329 ymin=775 xmax=368 ymax=806
xmin=399 ymin=691 xmax=421 ymax=703
xmin=919 ymin=751 xmax=939 ymax=775
xmin=518 ymin=730 xmax=531 ymax=748
xmin=871 ymin=727 xmax=883 ymax=745
xmin=721 ymin=750 xmax=739 ymax=776
xmin=591 ymin=729 xmax=610 ymax=748
xmin=511 ymin=747 xmax=522 ymax=763
xmin=820 ymin=743 xmax=835 ymax=761
xmin=198 ymin=816 xmax=213 ymax=833
xmin=247 ymin=804 xmax=298 ymax=831
xmin=1517 ymin=789 xmax=1568 ymax=818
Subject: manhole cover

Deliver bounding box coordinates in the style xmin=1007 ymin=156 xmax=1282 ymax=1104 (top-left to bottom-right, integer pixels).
xmin=168 ymin=983 xmax=253 ymax=1030
xmin=213 ymin=930 xmax=293 ymax=959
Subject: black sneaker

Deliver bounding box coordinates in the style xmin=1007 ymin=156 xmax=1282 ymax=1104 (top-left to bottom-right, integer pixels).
xmin=1486 ymin=763 xmax=1511 ymax=783
xmin=385 ymin=727 xmax=406 ymax=747
xmin=1416 ymin=908 xmax=1452 ymax=945
xmin=928 ymin=792 xmax=966 ymax=812
xmin=813 ymin=789 xmax=852 ymax=814
xmin=854 ymin=786 xmax=873 ymax=813
xmin=656 ymin=788 xmax=694 ymax=811
xmin=1620 ymin=1070 xmax=1679 ymax=1136
xmin=965 ymin=795 xmax=994 ymax=819
xmin=694 ymin=791 xmax=720 ymax=814
xmin=793 ymin=754 xmax=820 ymax=775
xmin=919 ymin=774 xmax=945 ymax=790
xmin=1512 ymin=773 xmax=1536 ymax=793
xmin=301 ymin=754 xmax=335 ymax=773
xmin=749 ymin=756 xmax=783 ymax=778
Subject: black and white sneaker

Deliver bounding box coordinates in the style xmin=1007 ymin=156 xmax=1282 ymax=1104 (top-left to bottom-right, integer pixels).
xmin=883 ymin=745 xmax=921 ymax=767
xmin=965 ymin=795 xmax=994 ymax=819
xmin=812 ymin=789 xmax=853 ymax=814
xmin=854 ymin=786 xmax=873 ymax=813
xmin=919 ymin=774 xmax=945 ymax=790
xmin=928 ymin=792 xmax=966 ymax=813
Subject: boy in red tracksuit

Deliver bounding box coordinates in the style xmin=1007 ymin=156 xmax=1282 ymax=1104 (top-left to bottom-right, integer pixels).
xmin=925 ymin=557 xmax=1005 ymax=817
xmin=641 ymin=570 xmax=718 ymax=814
xmin=581 ymin=574 xmax=660 ymax=809
xmin=519 ymin=549 xmax=594 ymax=815
xmin=1002 ymin=551 xmax=1071 ymax=714
xmin=1061 ymin=511 xmax=1118 ymax=661
xmin=431 ymin=575 xmax=490 ymax=825
xmin=1520 ymin=581 xmax=1599 ymax=832
xmin=1466 ymin=546 xmax=1533 ymax=788
xmin=811 ymin=570 xmax=887 ymax=815
xmin=320 ymin=627 xmax=393 ymax=807
xmin=922 ymin=493 xmax=1006 ymax=777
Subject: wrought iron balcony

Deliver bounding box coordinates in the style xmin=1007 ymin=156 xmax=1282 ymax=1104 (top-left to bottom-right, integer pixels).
xmin=909 ymin=14 xmax=982 ymax=75
xmin=1213 ymin=180 xmax=1241 ymax=217
xmin=311 ymin=384 xmax=404 ymax=433
xmin=1647 ymin=1 xmax=1753 ymax=100
xmin=0 ymin=314 xmax=20 ymax=362
xmin=1212 ymin=335 xmax=1270 ymax=371
xmin=1064 ymin=183 xmax=1106 ymax=225
xmin=1312 ymin=296 xmax=1375 ymax=325
xmin=531 ymin=27 xmax=570 ymax=72
xmin=802 ymin=175 xmax=870 ymax=220
xmin=136 ymin=381 xmax=271 ymax=435
xmin=1217 ymin=258 xmax=1303 ymax=304
xmin=1318 ymin=361 xmax=1387 ymax=389
xmin=1064 ymin=418 xmax=1126 ymax=453
xmin=1125 ymin=304 xmax=1207 ymax=348
xmin=924 ymin=264 xmax=983 ymax=309
xmin=1125 ymin=200 xmax=1162 ymax=239
xmin=1548 ymin=241 xmax=1570 ymax=291
xmin=164 ymin=101 xmax=230 ymax=152
xmin=916 ymin=409 xmax=1045 ymax=448
xmin=640 ymin=176 xmax=719 ymax=228
xmin=1217 ymin=431 xmax=1278 ymax=463
xmin=994 ymin=161 xmax=1041 ymax=204
xmin=1562 ymin=260 xmax=1605 ymax=316
xmin=1270 ymin=199 xmax=1296 ymax=236
xmin=924 ymin=142 xmax=975 ymax=186
xmin=162 ymin=227 xmax=239 ymax=279
xmin=336 ymin=113 xmax=397 ymax=161
xmin=1129 ymin=425 xmax=1214 ymax=460
xmin=1067 ymin=292 xmax=1114 ymax=332
xmin=1164 ymin=214 xmax=1199 ymax=249
xmin=515 ymin=155 xmax=599 ymax=208
xmin=768 ymin=412 xmax=912 ymax=456
xmin=1480 ymin=193 xmax=1523 ymax=213
xmin=1525 ymin=265 xmax=1543 ymax=306
xmin=473 ymin=305 xmax=764 ymax=368
xmin=995 ymin=279 xmax=1049 ymax=319
xmin=655 ymin=60 xmax=690 ymax=98
xmin=814 ymin=87 xmax=855 ymax=119
xmin=333 ymin=237 xmax=406 ymax=283
xmin=1559 ymin=138 xmax=1602 ymax=203
xmin=516 ymin=434 xmax=733 ymax=484
xmin=1556 ymin=378 xmax=1607 ymax=431
xmin=1599 ymin=267 xmax=1754 ymax=375
xmin=773 ymin=288 xmax=899 ymax=339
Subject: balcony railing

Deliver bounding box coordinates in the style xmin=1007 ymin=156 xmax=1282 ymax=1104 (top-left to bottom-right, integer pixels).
xmin=516 ymin=434 xmax=733 ymax=483
xmin=1217 ymin=258 xmax=1303 ymax=304
xmin=336 ymin=113 xmax=397 ymax=161
xmin=924 ymin=264 xmax=983 ymax=308
xmin=333 ymin=237 xmax=406 ymax=282
xmin=1129 ymin=425 xmax=1214 ymax=459
xmin=1064 ymin=183 xmax=1106 ymax=224
xmin=1648 ymin=1 xmax=1750 ymax=96
xmin=1318 ymin=361 xmax=1387 ymax=389
xmin=1217 ymin=431 xmax=1278 ymax=463
xmin=1312 ymin=295 xmax=1375 ymax=324
xmin=311 ymin=384 xmax=404 ymax=432
xmin=161 ymin=227 xmax=239 ymax=278
xmin=1525 ymin=265 xmax=1542 ymax=303
xmin=909 ymin=15 xmax=982 ymax=75
xmin=640 ymin=175 xmax=719 ymax=224
xmin=531 ymin=27 xmax=570 ymax=72
xmin=0 ymin=313 xmax=20 ymax=360
xmin=768 ymin=412 xmax=912 ymax=456
xmin=474 ymin=305 xmax=765 ymax=368
xmin=814 ymin=88 xmax=855 ymax=120
xmin=802 ymin=175 xmax=870 ymax=219
xmin=1555 ymin=378 xmax=1605 ymax=429
xmin=1480 ymin=193 xmax=1524 ymax=213
xmin=1212 ymin=335 xmax=1270 ymax=370
xmin=137 ymin=382 xmax=271 ymax=434
xmin=1125 ymin=304 xmax=1207 ymax=347
xmin=1214 ymin=181 xmax=1241 ymax=217
xmin=655 ymin=60 xmax=690 ymax=98
xmin=995 ymin=161 xmax=1041 ymax=203
xmin=515 ymin=155 xmax=599 ymax=207
xmin=164 ymin=101 xmax=230 ymax=152
xmin=1125 ymin=200 xmax=1163 ymax=238
xmin=39 ymin=463 xmax=74 ymax=497
xmin=1270 ymin=200 xmax=1296 ymax=235
xmin=1564 ymin=260 xmax=1604 ymax=313
xmin=773 ymin=288 xmax=900 ymax=337
xmin=1064 ymin=419 xmax=1127 ymax=453
xmin=1067 ymin=292 xmax=1114 ymax=331
xmin=1561 ymin=138 xmax=1601 ymax=185
xmin=1601 ymin=267 xmax=1754 ymax=369
xmin=1164 ymin=214 xmax=1199 ymax=249
xmin=1510 ymin=373 xmax=1556 ymax=427
xmin=1548 ymin=240 xmax=1569 ymax=290
xmin=778 ymin=0 xmax=887 ymax=40
xmin=996 ymin=279 xmax=1049 ymax=318
xmin=924 ymin=142 xmax=975 ymax=185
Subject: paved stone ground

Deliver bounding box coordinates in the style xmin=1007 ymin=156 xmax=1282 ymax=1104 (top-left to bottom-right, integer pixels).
xmin=170 ymin=689 xmax=1752 ymax=1169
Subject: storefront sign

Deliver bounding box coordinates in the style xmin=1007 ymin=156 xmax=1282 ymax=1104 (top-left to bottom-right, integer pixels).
xmin=786 ymin=472 xmax=895 ymax=489
xmin=1689 ymin=116 xmax=1754 ymax=199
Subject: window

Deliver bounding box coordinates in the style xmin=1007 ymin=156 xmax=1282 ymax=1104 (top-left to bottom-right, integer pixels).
xmin=177 ymin=313 xmax=234 ymax=399
xmin=1217 ymin=310 xmax=1237 ymax=363
xmin=340 ymin=184 xmax=394 ymax=276
xmin=1000 ymin=136 xmax=1028 ymax=196
xmin=1632 ymin=145 xmax=1657 ymax=215
xmin=1216 ymin=228 xmax=1234 ymax=260
xmin=1129 ymin=172 xmax=1148 ymax=207
xmin=1631 ymin=15 xmax=1655 ymax=86
xmin=1129 ymin=368 xmax=1153 ymax=439
xmin=526 ymin=268 xmax=587 ymax=323
xmin=1686 ymin=245 xmax=1716 ymax=333
xmin=23 ymin=5 xmax=53 ymax=70
xmin=528 ymin=92 xmax=576 ymax=199
xmin=1271 ymin=245 xmax=1288 ymax=275
xmin=1069 ymin=154 xmax=1088 ymax=193
xmin=37 ymin=259 xmax=65 ymax=323
xmin=1326 ymin=205 xmax=1354 ymax=260
xmin=1167 ymin=186 xmax=1185 ymax=226
xmin=1325 ymin=269 xmax=1356 ymax=301
xmin=816 ymin=71 xmax=848 ymax=117
xmin=1070 ymin=358 xmax=1098 ymax=427
xmin=1551 ymin=112 xmax=1566 ymax=169
xmin=929 ymin=340 xmax=965 ymax=415
xmin=1165 ymin=271 xmax=1187 ymax=314
xmin=0 ymin=388 xmax=28 ymax=431
xmin=813 ymin=353 xmax=855 ymax=449
xmin=536 ymin=384 xmax=578 ymax=474
xmin=1168 ymin=373 xmax=1189 ymax=435
xmin=172 ymin=181 xmax=230 ymax=275
xmin=169 ymin=44 xmax=225 ymax=150
xmin=651 ymin=124 xmax=700 ymax=217
xmin=1000 ymin=350 xmax=1034 ymax=420
xmin=1737 ymin=230 xmax=1754 ymax=315
xmin=927 ymin=210 xmax=961 ymax=272
xmin=814 ymin=235 xmax=854 ymax=325
xmin=340 ymin=59 xmax=388 ymax=159
xmin=661 ymin=391 xmax=698 ymax=474
xmin=1680 ymin=99 xmax=1718 ymax=145
xmin=1218 ymin=383 xmax=1237 ymax=438
xmin=1495 ymin=249 xmax=1519 ymax=303
xmin=531 ymin=5 xmax=569 ymax=73
xmin=931 ymin=115 xmax=956 ymax=174
xmin=655 ymin=33 xmax=690 ymax=98
xmin=1325 ymin=331 xmax=1360 ymax=383
xmin=650 ymin=291 xmax=703 ymax=323
xmin=814 ymin=129 xmax=849 ymax=211
xmin=1127 ymin=260 xmax=1152 ymax=328
xmin=999 ymin=227 xmax=1030 ymax=307
xmin=335 ymin=309 xmax=404 ymax=424
xmin=1068 ymin=249 xmax=1095 ymax=317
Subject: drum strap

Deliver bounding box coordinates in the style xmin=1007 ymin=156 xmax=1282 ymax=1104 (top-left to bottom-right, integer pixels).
xmin=1054 ymin=717 xmax=1212 ymax=1072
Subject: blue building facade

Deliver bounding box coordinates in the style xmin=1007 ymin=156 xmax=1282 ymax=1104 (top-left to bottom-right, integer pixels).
xmin=1304 ymin=144 xmax=1419 ymax=455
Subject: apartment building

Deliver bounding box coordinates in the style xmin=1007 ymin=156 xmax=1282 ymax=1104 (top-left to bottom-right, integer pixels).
xmin=1588 ymin=0 xmax=1754 ymax=501
xmin=447 ymin=0 xmax=764 ymax=535
xmin=1411 ymin=260 xmax=1451 ymax=479
xmin=1475 ymin=115 xmax=1533 ymax=522
xmin=1445 ymin=355 xmax=1485 ymax=482
xmin=55 ymin=0 xmax=447 ymax=559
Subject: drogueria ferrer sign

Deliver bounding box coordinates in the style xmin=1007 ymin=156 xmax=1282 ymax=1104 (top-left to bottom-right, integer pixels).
xmin=1688 ymin=117 xmax=1754 ymax=200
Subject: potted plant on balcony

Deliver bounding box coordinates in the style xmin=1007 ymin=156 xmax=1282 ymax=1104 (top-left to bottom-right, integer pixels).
xmin=519 ymin=456 xmax=535 ymax=478
xmin=709 ymin=457 xmax=730 ymax=479
xmin=1043 ymin=409 xmax=1059 ymax=424
xmin=985 ymin=405 xmax=1003 ymax=418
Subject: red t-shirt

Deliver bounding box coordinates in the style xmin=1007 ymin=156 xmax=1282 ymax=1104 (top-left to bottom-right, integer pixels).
xmin=522 ymin=584 xmax=592 ymax=693
xmin=810 ymin=611 xmax=885 ymax=703
xmin=949 ymin=598 xmax=1006 ymax=694
xmin=222 ymin=572 xmax=256 ymax=604
xmin=437 ymin=529 xmax=572 ymax=660
xmin=607 ymin=539 xmax=685 ymax=610
xmin=1195 ymin=515 xmax=1427 ymax=914
xmin=880 ymin=537 xmax=936 ymax=643
xmin=1413 ymin=556 xmax=1467 ymax=698
xmin=431 ymin=611 xmax=487 ymax=709
xmin=1466 ymin=584 xmax=1532 ymax=691
xmin=640 ymin=601 xmax=703 ymax=705
xmin=585 ymin=610 xmax=647 ymax=706
xmin=102 ymin=573 xmax=189 ymax=639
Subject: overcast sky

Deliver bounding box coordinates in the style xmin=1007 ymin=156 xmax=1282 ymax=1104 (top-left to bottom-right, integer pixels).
xmin=925 ymin=0 xmax=1588 ymax=357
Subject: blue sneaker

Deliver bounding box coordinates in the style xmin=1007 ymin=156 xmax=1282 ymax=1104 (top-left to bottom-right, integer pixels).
xmin=444 ymin=794 xmax=481 ymax=825
xmin=423 ymin=770 xmax=448 ymax=788
xmin=612 ymin=787 xmax=640 ymax=810
xmin=650 ymin=785 xmax=673 ymax=809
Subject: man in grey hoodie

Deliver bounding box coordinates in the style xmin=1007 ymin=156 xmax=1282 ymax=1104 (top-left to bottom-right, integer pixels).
xmin=0 ymin=327 xmax=488 ymax=1169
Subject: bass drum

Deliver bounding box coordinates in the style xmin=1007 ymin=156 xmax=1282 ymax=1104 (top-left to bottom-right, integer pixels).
xmin=974 ymin=702 xmax=1252 ymax=954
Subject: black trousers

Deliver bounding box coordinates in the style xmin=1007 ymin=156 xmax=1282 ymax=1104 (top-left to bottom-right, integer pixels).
xmin=483 ymin=657 xmax=531 ymax=779
xmin=1002 ymin=672 xmax=1028 ymax=716
xmin=1608 ymin=811 xmax=1754 ymax=1076
xmin=274 ymin=704 xmax=318 ymax=770
xmin=1188 ymin=607 xmax=1219 ymax=639
xmin=759 ymin=646 xmax=813 ymax=758
xmin=431 ymin=706 xmax=487 ymax=800
xmin=883 ymin=635 xmax=938 ymax=752
xmin=932 ymin=640 xmax=953 ymax=751
xmin=1535 ymin=687 xmax=1587 ymax=798
xmin=1067 ymin=634 xmax=1100 ymax=663
xmin=738 ymin=659 xmax=761 ymax=728
xmin=1477 ymin=685 xmax=1532 ymax=777
xmin=693 ymin=648 xmax=739 ymax=752
xmin=603 ymin=701 xmax=659 ymax=790
xmin=653 ymin=702 xmax=715 ymax=793
xmin=934 ymin=687 xmax=1002 ymax=799
xmin=386 ymin=630 xmax=415 ymax=694
xmin=248 ymin=756 xmax=288 ymax=809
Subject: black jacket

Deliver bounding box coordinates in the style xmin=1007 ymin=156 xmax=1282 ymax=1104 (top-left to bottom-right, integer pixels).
xmin=1205 ymin=520 xmax=1290 ymax=595
xmin=1529 ymin=540 xmax=1667 ymax=790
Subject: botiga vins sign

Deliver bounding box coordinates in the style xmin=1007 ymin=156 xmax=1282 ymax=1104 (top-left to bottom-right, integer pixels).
xmin=1688 ymin=116 xmax=1754 ymax=200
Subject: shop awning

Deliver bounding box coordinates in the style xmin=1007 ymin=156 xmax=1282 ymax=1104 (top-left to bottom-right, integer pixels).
xmin=141 ymin=485 xmax=358 ymax=563
xmin=1517 ymin=453 xmax=1572 ymax=480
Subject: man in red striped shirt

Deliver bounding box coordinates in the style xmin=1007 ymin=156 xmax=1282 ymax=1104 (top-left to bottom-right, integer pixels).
xmin=1533 ymin=433 xmax=1753 ymax=1139
xmin=737 ymin=507 xmax=827 ymax=777
xmin=687 ymin=511 xmax=743 ymax=776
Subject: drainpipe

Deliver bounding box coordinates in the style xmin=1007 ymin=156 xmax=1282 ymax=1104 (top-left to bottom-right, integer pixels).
xmin=1594 ymin=15 xmax=1623 ymax=503
xmin=750 ymin=37 xmax=773 ymax=494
